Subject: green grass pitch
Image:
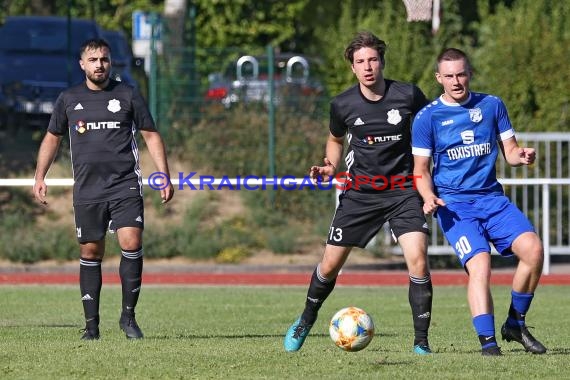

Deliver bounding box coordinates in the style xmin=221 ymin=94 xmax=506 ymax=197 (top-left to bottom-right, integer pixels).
xmin=0 ymin=285 xmax=568 ymax=379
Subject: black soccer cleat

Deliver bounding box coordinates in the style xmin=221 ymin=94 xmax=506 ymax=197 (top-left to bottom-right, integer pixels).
xmin=481 ymin=346 xmax=502 ymax=356
xmin=501 ymin=323 xmax=546 ymax=354
xmin=80 ymin=327 xmax=100 ymax=341
xmin=119 ymin=313 xmax=144 ymax=339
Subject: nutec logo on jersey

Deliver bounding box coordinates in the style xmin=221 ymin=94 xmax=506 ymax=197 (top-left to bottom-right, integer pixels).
xmin=469 ymin=107 xmax=482 ymax=123
xmin=75 ymin=121 xmax=87 ymax=134
xmin=74 ymin=120 xmax=121 ymax=133
xmin=365 ymin=134 xmax=402 ymax=144
xmin=387 ymin=109 xmax=402 ymax=125
xmin=107 ymin=98 xmax=121 ymax=113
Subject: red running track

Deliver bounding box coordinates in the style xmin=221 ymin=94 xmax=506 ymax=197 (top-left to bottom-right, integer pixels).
xmin=0 ymin=270 xmax=569 ymax=286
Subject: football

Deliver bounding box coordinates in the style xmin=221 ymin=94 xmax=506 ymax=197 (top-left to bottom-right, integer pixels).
xmin=329 ymin=306 xmax=375 ymax=351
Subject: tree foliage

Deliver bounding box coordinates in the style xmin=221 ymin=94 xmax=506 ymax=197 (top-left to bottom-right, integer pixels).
xmin=472 ymin=0 xmax=570 ymax=131
xmin=192 ymin=0 xmax=311 ymax=55
xmin=0 ymin=0 xmax=162 ymax=34
xmin=0 ymin=0 xmax=568 ymax=132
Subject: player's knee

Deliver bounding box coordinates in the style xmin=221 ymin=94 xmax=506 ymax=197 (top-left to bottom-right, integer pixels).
xmin=407 ymin=264 xmax=429 ymax=278
xmin=80 ymin=249 xmax=103 ymax=260
xmin=404 ymin=253 xmax=428 ymax=275
xmin=120 ymin=241 xmax=142 ymax=252
xmin=79 ymin=241 xmax=104 ymax=260
xmin=318 ymin=263 xmax=340 ymax=279
xmin=117 ymin=228 xmax=143 ymax=251
xmin=527 ymin=241 xmax=544 ymax=268
xmin=515 ymin=236 xmax=543 ymax=269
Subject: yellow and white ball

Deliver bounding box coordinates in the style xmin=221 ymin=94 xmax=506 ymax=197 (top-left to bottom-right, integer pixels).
xmin=329 ymin=306 xmax=375 ymax=351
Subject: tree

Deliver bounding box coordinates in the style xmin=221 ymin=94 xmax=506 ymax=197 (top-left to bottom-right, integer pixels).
xmin=0 ymin=0 xmax=163 ymax=37
xmin=473 ymin=0 xmax=570 ymax=131
xmin=193 ymin=0 xmax=312 ymax=54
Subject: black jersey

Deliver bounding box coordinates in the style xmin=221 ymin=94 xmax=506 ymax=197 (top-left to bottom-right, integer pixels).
xmin=48 ymin=79 xmax=156 ymax=205
xmin=330 ymin=79 xmax=428 ymax=193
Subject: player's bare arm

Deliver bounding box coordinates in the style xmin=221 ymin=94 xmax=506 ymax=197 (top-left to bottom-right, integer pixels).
xmin=33 ymin=132 xmax=62 ymax=205
xmin=309 ymin=133 xmax=344 ymax=184
xmin=413 ymin=154 xmax=446 ymax=214
xmin=140 ymin=130 xmax=174 ymax=203
xmin=499 ymin=136 xmax=536 ymax=167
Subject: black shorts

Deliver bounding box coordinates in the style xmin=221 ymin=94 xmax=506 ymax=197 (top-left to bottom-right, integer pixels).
xmin=326 ymin=189 xmax=428 ymax=248
xmin=73 ymin=197 xmax=144 ymax=243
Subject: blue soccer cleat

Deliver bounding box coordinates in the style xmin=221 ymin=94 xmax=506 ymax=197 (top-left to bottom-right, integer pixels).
xmin=284 ymin=317 xmax=312 ymax=352
xmin=413 ymin=343 xmax=432 ymax=355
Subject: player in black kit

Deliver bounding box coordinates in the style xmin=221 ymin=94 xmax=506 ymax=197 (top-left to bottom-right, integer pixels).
xmin=284 ymin=31 xmax=433 ymax=354
xmin=33 ymin=38 xmax=174 ymax=340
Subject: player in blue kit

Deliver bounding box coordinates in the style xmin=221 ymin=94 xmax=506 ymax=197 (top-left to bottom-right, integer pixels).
xmin=412 ymin=48 xmax=546 ymax=356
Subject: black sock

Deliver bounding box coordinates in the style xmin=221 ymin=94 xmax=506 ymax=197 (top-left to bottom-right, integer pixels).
xmin=79 ymin=258 xmax=102 ymax=326
xmin=409 ymin=274 xmax=433 ymax=346
xmin=479 ymin=335 xmax=498 ymax=349
xmin=507 ymin=303 xmax=526 ymax=328
xmin=119 ymin=247 xmax=143 ymax=316
xmin=300 ymin=266 xmax=336 ymax=325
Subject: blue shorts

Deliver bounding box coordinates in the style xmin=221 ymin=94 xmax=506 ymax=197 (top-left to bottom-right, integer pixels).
xmin=435 ymin=194 xmax=534 ymax=267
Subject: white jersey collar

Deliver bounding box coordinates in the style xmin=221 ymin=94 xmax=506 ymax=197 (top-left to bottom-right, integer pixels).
xmin=439 ymin=92 xmax=472 ymax=107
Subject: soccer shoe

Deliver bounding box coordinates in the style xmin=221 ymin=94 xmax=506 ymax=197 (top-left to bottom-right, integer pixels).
xmin=481 ymin=346 xmax=502 ymax=356
xmin=80 ymin=327 xmax=100 ymax=340
xmin=413 ymin=344 xmax=432 ymax=355
xmin=284 ymin=317 xmax=312 ymax=352
xmin=500 ymin=323 xmax=546 ymax=354
xmin=119 ymin=313 xmax=144 ymax=339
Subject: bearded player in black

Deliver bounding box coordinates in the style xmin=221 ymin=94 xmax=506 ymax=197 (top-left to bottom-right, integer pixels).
xmin=33 ymin=39 xmax=174 ymax=340
xmin=284 ymin=31 xmax=433 ymax=354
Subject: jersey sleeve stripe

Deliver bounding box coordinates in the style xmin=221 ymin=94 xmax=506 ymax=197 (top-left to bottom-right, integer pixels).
xmin=412 ymin=147 xmax=432 ymax=157
xmin=499 ymin=128 xmax=515 ymax=141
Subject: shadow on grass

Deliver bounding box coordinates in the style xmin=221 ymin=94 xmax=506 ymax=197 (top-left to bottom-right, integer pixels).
xmin=149 ymin=331 xmax=397 ymax=340
xmin=2 ymin=323 xmax=78 ymax=328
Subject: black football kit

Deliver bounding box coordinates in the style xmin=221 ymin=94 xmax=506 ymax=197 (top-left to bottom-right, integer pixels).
xmin=327 ymin=80 xmax=429 ymax=247
xmin=48 ymin=79 xmax=156 ymax=205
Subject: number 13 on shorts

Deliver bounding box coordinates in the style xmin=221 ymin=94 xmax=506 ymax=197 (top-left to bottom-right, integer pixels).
xmin=329 ymin=226 xmax=343 ymax=242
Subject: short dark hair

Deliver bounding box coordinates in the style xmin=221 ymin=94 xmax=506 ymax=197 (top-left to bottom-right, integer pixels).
xmin=436 ymin=48 xmax=472 ymax=72
xmin=344 ymin=31 xmax=386 ymax=65
xmin=80 ymin=38 xmax=111 ymax=56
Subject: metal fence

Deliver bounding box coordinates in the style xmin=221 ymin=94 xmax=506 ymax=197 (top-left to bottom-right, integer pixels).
xmin=2 ymin=132 xmax=569 ymax=274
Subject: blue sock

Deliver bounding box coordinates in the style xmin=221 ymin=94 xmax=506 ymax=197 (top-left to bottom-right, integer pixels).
xmin=507 ymin=290 xmax=533 ymax=327
xmin=473 ymin=314 xmax=497 ymax=349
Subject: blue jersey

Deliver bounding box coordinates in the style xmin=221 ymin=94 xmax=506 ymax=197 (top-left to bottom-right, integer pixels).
xmin=411 ymin=92 xmax=515 ymax=203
